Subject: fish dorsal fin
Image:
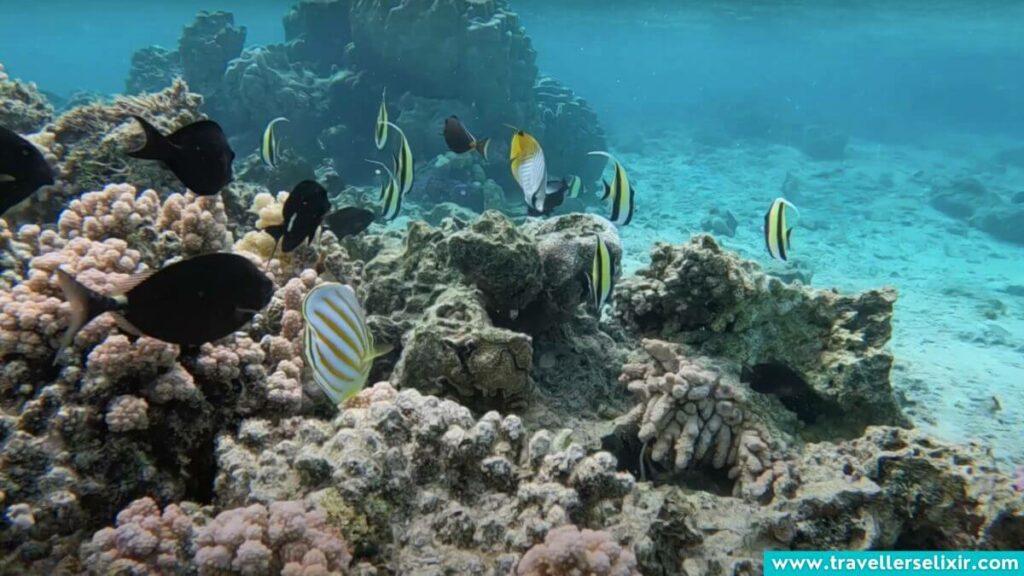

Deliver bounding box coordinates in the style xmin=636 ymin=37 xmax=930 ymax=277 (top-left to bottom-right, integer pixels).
xmin=385 ymin=121 xmax=407 ymax=143
xmin=110 ymin=270 xmax=155 ymax=296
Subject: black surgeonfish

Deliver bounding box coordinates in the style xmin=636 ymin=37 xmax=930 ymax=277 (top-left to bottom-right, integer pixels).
xmin=127 ymin=115 xmax=235 ymax=196
xmin=0 ymin=126 xmax=54 ymax=216
xmin=764 ymin=197 xmax=799 ymax=260
xmin=263 ymin=180 xmax=331 ymax=260
xmin=324 ymin=206 xmax=375 ymax=240
xmin=443 ymin=116 xmax=490 ymax=161
xmin=526 ymin=179 xmax=569 ymax=216
xmin=56 ymin=252 xmax=273 ymax=358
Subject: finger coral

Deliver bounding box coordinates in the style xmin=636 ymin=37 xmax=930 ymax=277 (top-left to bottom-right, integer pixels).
xmin=517 ymin=524 xmax=640 ymax=576
xmin=618 ymin=339 xmax=798 ymax=503
xmin=81 ymin=497 xmax=196 ymax=575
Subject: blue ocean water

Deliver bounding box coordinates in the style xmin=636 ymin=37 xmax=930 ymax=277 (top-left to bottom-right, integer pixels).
xmin=1 ymin=0 xmax=1023 ymax=570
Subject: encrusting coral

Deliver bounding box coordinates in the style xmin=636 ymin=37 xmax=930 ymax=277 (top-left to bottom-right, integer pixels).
xmin=81 ymin=496 xmax=352 ymax=575
xmin=614 ymin=235 xmax=906 ymax=436
xmin=516 ymin=524 xmax=640 ymax=576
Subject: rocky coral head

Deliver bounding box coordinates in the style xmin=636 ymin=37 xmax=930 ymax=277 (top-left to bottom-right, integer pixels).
xmin=517 ymin=524 xmax=640 ymax=576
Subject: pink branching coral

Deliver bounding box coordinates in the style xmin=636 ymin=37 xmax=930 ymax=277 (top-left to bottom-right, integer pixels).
xmin=194 ymin=500 xmax=351 ymax=575
xmin=81 ymin=497 xmax=195 ymax=575
xmin=517 ymin=524 xmax=641 ymax=576
xmin=105 ymin=395 xmax=150 ymax=432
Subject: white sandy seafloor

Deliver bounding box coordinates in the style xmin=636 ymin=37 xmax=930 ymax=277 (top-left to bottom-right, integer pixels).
xmin=587 ymin=131 xmax=1024 ymax=467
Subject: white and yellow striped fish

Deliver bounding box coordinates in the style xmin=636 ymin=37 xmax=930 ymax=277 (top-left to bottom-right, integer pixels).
xmin=385 ymin=121 xmax=414 ymax=196
xmin=302 ymin=283 xmax=387 ymax=405
xmin=366 ymin=158 xmax=401 ymax=222
xmin=374 ymin=88 xmax=388 ymax=150
xmin=589 ymin=151 xmax=634 ymax=226
xmin=510 ymin=129 xmax=547 ymax=212
xmin=764 ymin=197 xmax=799 ymax=261
xmin=260 ymin=117 xmax=288 ymax=168
xmin=587 ymin=234 xmax=614 ymax=312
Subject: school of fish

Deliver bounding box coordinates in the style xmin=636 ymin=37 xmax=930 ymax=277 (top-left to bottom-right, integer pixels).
xmin=0 ymin=86 xmax=801 ymax=407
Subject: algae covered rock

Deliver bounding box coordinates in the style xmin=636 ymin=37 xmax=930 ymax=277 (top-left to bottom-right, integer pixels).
xmin=391 ymin=285 xmax=534 ymax=409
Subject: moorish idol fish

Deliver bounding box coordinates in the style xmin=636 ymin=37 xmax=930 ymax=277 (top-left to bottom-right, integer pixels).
xmin=566 ymin=175 xmax=583 ymax=199
xmin=366 ymin=159 xmax=401 ymax=222
xmin=56 ymin=252 xmax=273 ymax=359
xmin=0 ymin=126 xmax=54 ymax=216
xmin=384 ymin=122 xmax=414 ymax=196
xmin=443 ymin=115 xmax=490 ymax=161
xmin=588 ymin=151 xmax=634 ymax=226
xmin=375 ymin=88 xmax=388 ymax=150
xmin=764 ymin=197 xmax=799 ymax=261
xmin=128 ymin=116 xmax=235 ymax=196
xmin=587 ymin=233 xmax=615 ymax=312
xmin=260 ymin=117 xmax=289 ymax=168
xmin=302 ymin=282 xmax=391 ymax=405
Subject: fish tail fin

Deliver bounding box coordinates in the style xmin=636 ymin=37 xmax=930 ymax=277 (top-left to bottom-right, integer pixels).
xmin=475 ymin=138 xmax=490 ymax=162
xmin=263 ymin=224 xmax=285 ymax=242
xmin=126 ymin=116 xmax=174 ymax=161
xmin=55 ymin=269 xmax=116 ymax=363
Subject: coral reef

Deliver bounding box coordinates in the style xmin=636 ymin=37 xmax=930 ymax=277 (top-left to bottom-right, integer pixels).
xmin=80 ymin=497 xmax=196 ymax=575
xmin=213 ymin=382 xmax=636 ymax=574
xmin=614 ymin=235 xmax=906 ymax=436
xmin=22 ymin=80 xmax=204 ymax=221
xmin=179 ymin=11 xmax=247 ymax=99
xmin=125 ymin=46 xmax=182 ymax=95
xmin=517 ymin=524 xmax=640 ymax=576
xmin=0 ymin=64 xmax=53 ymax=133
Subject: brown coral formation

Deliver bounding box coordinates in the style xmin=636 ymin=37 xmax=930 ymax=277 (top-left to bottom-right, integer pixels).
xmin=0 ymin=63 xmax=53 ymax=133
xmin=614 ymin=235 xmax=906 ymax=436
xmin=617 ymin=339 xmax=798 ymax=503
xmin=517 ymin=524 xmax=640 ymax=576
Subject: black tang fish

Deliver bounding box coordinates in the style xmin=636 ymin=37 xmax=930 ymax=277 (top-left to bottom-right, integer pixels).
xmin=263 ymin=180 xmax=332 ymax=259
xmin=56 ymin=252 xmax=274 ymax=356
xmin=127 ymin=116 xmax=235 ymax=196
xmin=324 ymin=206 xmax=375 ymax=240
xmin=0 ymin=126 xmax=54 ymax=216
xmin=443 ymin=116 xmax=490 ymax=161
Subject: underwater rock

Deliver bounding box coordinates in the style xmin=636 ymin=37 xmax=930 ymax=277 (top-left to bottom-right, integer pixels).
xmin=798 ymin=124 xmax=848 ymax=160
xmin=930 ymin=177 xmax=1024 ymax=246
xmin=929 ymin=177 xmax=996 ymax=220
xmin=283 ymin=0 xmax=352 ymax=74
xmin=125 ymin=46 xmax=182 ymax=95
xmin=0 ymin=64 xmax=54 ymax=134
xmin=178 ymin=11 xmax=246 ymax=98
xmin=699 ymin=206 xmax=739 ymax=237
xmin=391 ymin=285 xmax=534 ymax=409
xmin=614 ymin=235 xmax=906 ymax=436
xmin=350 ymin=0 xmax=538 ymax=130
xmin=445 ymin=210 xmax=544 ymax=314
xmin=975 ymin=205 xmax=1024 ymax=246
